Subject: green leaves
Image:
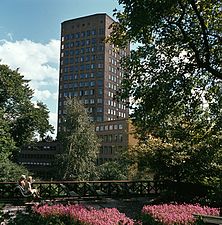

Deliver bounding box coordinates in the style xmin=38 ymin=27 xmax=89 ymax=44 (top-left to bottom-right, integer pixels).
xmin=56 ymin=98 xmax=100 ymax=181
xmin=0 ymin=64 xmax=54 ymax=148
xmin=109 ymin=0 xmax=222 ymax=183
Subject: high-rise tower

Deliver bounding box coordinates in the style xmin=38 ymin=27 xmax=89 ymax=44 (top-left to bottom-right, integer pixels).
xmin=57 ymin=13 xmax=129 ymax=133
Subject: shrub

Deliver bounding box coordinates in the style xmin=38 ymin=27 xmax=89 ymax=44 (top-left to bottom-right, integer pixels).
xmin=7 ymin=203 xmax=139 ymax=225
xmin=141 ymin=203 xmax=220 ymax=225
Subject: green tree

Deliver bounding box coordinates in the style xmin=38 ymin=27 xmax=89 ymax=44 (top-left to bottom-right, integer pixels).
xmin=97 ymin=161 xmax=127 ymax=180
xmin=56 ymin=97 xmax=100 ymax=180
xmin=108 ymin=1 xmax=222 ymax=183
xmin=0 ymin=64 xmax=54 ymax=181
xmin=34 ymin=101 xmax=54 ymax=140
xmin=0 ymin=85 xmax=29 ymax=182
xmin=0 ymin=64 xmax=54 ymax=148
xmin=0 ymin=109 xmax=16 ymax=160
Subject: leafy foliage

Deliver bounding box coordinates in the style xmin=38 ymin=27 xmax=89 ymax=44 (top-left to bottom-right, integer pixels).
xmin=108 ymin=0 xmax=222 ymax=184
xmin=0 ymin=63 xmax=54 ymax=181
xmin=56 ymin=97 xmax=100 ymax=180
xmin=0 ymin=158 xmax=29 ymax=182
xmin=97 ymin=161 xmax=127 ymax=180
xmin=0 ymin=64 xmax=54 ymax=148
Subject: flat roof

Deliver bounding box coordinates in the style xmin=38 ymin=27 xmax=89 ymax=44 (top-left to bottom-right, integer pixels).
xmin=62 ymin=13 xmax=115 ymax=24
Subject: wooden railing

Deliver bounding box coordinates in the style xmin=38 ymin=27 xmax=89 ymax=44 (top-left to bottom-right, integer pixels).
xmin=0 ymin=180 xmax=163 ymax=201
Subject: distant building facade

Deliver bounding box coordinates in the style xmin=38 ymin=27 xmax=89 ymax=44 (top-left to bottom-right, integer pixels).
xmin=17 ymin=14 xmax=136 ymax=178
xmin=95 ymin=119 xmax=137 ymax=164
xmin=57 ymin=13 xmax=130 ymax=132
xmin=17 ymin=141 xmax=62 ymax=179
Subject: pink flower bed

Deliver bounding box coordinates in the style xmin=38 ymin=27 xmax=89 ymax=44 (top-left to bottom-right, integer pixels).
xmin=142 ymin=203 xmax=220 ymax=225
xmin=33 ymin=204 xmax=137 ymax=225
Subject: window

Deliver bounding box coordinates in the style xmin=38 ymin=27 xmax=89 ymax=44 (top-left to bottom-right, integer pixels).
xmin=90 ymin=81 xmax=95 ymax=86
xmin=91 ymin=47 xmax=96 ymax=52
xmin=85 ymin=55 xmax=90 ymax=61
xmin=97 ymin=98 xmax=103 ymax=103
xmin=96 ymin=116 xmax=102 ymax=122
xmin=91 ymin=29 xmax=96 ymax=35
xmin=80 ymin=73 xmax=85 ymax=79
xmin=90 ymin=99 xmax=95 ymax=104
xmin=81 ymin=40 xmax=85 ymax=46
xmin=92 ymin=38 xmax=96 ymax=44
xmin=75 ymin=32 xmax=80 ymax=38
xmin=97 ymin=107 xmax=103 ymax=112
xmin=98 ymin=88 xmax=103 ymax=95
xmin=75 ymin=41 xmax=80 ymax=47
xmin=89 ymin=89 xmax=94 ymax=95
xmin=81 ymin=31 xmax=85 ymax=37
xmin=80 ymin=48 xmax=84 ymax=54
xmin=97 ymin=80 xmax=103 ymax=86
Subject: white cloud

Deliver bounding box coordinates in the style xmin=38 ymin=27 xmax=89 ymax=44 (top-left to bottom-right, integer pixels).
xmin=34 ymin=89 xmax=57 ymax=101
xmin=0 ymin=39 xmax=60 ymax=138
xmin=0 ymin=39 xmax=60 ymax=89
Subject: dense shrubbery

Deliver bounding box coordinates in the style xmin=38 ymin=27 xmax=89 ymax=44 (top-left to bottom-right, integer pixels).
xmin=141 ymin=203 xmax=219 ymax=225
xmin=7 ymin=204 xmax=138 ymax=225
xmin=5 ymin=203 xmax=220 ymax=225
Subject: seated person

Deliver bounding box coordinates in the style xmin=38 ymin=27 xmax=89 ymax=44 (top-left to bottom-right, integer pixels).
xmin=24 ymin=176 xmax=41 ymax=198
xmin=18 ymin=175 xmax=26 ymax=188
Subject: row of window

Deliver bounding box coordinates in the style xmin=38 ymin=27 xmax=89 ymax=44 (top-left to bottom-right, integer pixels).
xmin=108 ymin=109 xmax=126 ymax=118
xmin=61 ymin=45 xmax=104 ymax=53
xmin=19 ymin=154 xmax=54 ymax=159
xmin=62 ymin=79 xmax=103 ymax=88
xmin=61 ymin=48 xmax=104 ymax=57
xmin=59 ymin=89 xmax=103 ymax=99
xmin=58 ymin=115 xmax=104 ymax=124
xmin=107 ymin=101 xmax=126 ymax=110
xmin=99 ymin=133 xmax=124 ymax=142
xmin=62 ymin=55 xmax=104 ymax=64
xmin=99 ymin=145 xmax=124 ymax=155
xmin=61 ymin=61 xmax=104 ymax=70
xmin=63 ymin=81 xmax=98 ymax=88
xmin=107 ymin=82 xmax=118 ymax=91
xmin=26 ymin=146 xmax=57 ymax=151
xmin=108 ymin=48 xmax=128 ymax=57
xmin=61 ymin=72 xmax=102 ymax=80
xmin=96 ymin=123 xmax=123 ymax=132
xmin=63 ymin=81 xmax=118 ymax=90
xmin=62 ymin=28 xmax=104 ymax=41
xmin=62 ymin=38 xmax=102 ymax=49
xmin=21 ymin=162 xmax=51 ymax=166
xmin=61 ymin=89 xmax=116 ymax=100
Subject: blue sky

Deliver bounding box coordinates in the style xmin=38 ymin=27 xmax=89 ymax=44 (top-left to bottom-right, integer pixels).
xmin=0 ymin=0 xmax=120 ymax=137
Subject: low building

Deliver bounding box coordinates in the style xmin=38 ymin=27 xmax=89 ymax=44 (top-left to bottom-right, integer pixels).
xmin=95 ymin=119 xmax=138 ymax=165
xmin=17 ymin=141 xmax=61 ymax=179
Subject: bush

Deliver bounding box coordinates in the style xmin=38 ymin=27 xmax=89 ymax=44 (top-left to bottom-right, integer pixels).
xmin=141 ymin=203 xmax=220 ymax=225
xmin=7 ymin=203 xmax=138 ymax=225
